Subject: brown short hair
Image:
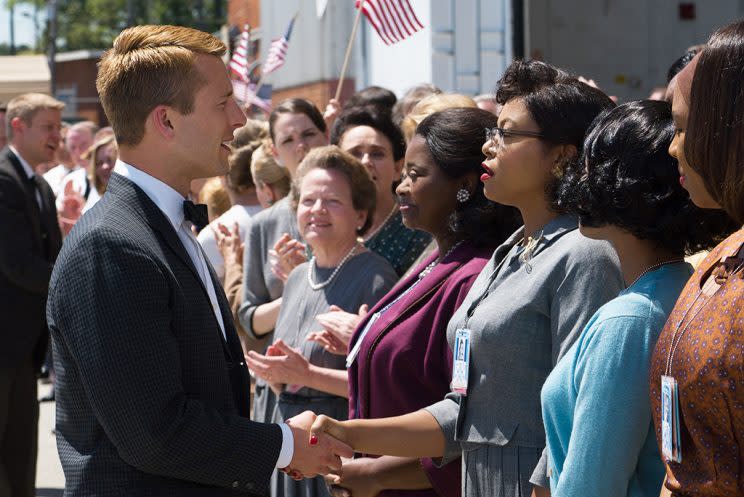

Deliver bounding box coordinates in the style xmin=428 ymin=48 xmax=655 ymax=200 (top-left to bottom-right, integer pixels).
xmin=291 ymin=145 xmax=376 ymax=235
xmin=96 ymin=25 xmax=226 ymax=146
xmin=6 ymin=93 xmax=64 ymax=139
xmin=227 ymin=143 xmax=259 ymax=192
xmin=686 ymin=20 xmax=744 ymax=224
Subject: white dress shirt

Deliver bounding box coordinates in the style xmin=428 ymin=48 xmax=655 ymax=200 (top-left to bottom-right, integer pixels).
xmin=43 ymin=162 xmax=80 ymax=197
xmin=9 ymin=145 xmax=42 ymax=207
xmin=111 ymin=160 xmax=294 ymax=468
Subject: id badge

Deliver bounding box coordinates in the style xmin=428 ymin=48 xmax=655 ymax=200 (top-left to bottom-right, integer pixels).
xmin=346 ymin=312 xmax=380 ymax=368
xmin=451 ymin=328 xmax=471 ymax=395
xmin=661 ymin=375 xmax=682 ymax=463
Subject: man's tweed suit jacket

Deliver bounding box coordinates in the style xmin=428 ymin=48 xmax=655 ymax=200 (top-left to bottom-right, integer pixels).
xmin=47 ymin=173 xmax=283 ymax=497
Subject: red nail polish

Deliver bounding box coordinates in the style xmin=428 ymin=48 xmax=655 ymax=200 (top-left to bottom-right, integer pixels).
xmin=310 ymin=434 xmax=319 ymax=446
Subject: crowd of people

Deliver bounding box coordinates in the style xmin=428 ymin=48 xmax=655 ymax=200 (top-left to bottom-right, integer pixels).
xmin=0 ymin=17 xmax=743 ymax=497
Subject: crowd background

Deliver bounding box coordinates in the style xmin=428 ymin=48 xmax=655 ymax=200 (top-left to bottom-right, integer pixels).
xmin=1 ymin=13 xmax=744 ymax=497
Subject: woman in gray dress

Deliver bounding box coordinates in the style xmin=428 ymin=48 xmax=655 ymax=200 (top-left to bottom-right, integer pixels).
xmin=237 ymin=99 xmax=328 ymax=424
xmin=307 ymin=61 xmax=624 ymax=497
xmin=246 ymin=146 xmax=397 ymax=497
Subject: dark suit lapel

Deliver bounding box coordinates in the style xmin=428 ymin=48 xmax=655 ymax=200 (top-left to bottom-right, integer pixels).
xmin=107 ymin=174 xmax=239 ymax=359
xmin=107 ymin=174 xmax=206 ymax=293
xmin=5 ymin=150 xmax=44 ymax=250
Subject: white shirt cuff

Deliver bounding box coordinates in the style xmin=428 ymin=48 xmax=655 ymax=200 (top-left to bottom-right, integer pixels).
xmin=275 ymin=423 xmax=294 ymax=469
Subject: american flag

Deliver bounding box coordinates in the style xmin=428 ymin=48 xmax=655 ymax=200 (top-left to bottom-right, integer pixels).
xmin=232 ymin=79 xmax=273 ymax=113
xmin=357 ymin=0 xmax=424 ymax=45
xmin=263 ymin=15 xmax=296 ymax=75
xmin=229 ymin=25 xmax=251 ymax=80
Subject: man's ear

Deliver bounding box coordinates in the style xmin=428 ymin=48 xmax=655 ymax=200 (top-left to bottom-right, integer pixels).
xmin=150 ymin=105 xmax=176 ymax=139
xmin=10 ymin=116 xmax=26 ymax=136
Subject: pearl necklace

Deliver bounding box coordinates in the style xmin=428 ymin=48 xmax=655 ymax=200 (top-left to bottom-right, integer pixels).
xmin=627 ymin=259 xmax=684 ymax=289
xmin=307 ymin=242 xmax=361 ymax=291
xmin=418 ymin=241 xmax=464 ymax=279
xmin=363 ymin=205 xmax=397 ymax=242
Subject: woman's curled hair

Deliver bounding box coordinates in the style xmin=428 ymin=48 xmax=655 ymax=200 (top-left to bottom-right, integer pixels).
xmin=558 ymin=100 xmax=736 ymax=255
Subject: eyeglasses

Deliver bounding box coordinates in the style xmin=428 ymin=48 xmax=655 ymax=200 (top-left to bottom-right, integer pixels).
xmin=485 ymin=127 xmax=545 ymax=150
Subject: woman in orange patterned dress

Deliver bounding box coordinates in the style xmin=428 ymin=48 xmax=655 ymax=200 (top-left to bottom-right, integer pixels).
xmin=649 ymin=19 xmax=744 ymax=497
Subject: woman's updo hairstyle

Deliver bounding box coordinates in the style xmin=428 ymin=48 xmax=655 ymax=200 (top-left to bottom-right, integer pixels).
xmin=495 ymin=59 xmax=616 ymax=212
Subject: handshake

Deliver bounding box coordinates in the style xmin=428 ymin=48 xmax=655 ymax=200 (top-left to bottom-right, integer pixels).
xmin=282 ymin=410 xmax=350 ymax=480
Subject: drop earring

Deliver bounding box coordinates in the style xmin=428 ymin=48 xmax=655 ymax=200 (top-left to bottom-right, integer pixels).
xmin=456 ymin=189 xmax=470 ymax=203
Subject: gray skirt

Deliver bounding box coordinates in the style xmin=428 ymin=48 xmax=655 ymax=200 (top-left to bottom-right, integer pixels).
xmin=461 ymin=443 xmax=542 ymax=497
xmin=270 ymin=391 xmax=349 ymax=497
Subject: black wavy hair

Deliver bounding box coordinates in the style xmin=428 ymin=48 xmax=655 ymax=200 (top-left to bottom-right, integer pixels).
xmin=330 ymin=105 xmax=406 ymax=162
xmin=667 ymin=47 xmax=701 ymax=83
xmin=495 ymin=59 xmax=616 ymax=212
xmin=557 ymin=100 xmax=735 ymax=255
xmin=415 ymin=108 xmax=522 ymax=247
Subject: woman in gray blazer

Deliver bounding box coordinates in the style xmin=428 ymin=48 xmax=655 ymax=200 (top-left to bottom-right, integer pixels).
xmin=305 ymin=60 xmax=624 ymax=497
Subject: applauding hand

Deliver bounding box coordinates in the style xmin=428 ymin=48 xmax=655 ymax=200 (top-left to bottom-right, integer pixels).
xmin=307 ymin=304 xmax=368 ymax=356
xmin=269 ymin=234 xmax=307 ymax=282
xmin=246 ymin=339 xmax=310 ymax=392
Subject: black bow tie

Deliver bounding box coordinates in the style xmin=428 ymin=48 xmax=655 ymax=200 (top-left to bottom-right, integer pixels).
xmin=183 ymin=200 xmax=209 ymax=232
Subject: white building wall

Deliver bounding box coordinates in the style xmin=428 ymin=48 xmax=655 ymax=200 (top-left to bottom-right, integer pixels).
xmin=260 ymin=0 xmax=510 ymax=98
xmin=430 ymin=0 xmax=512 ymax=96
xmin=259 ymin=0 xmax=357 ymax=89
xmin=526 ymin=0 xmax=744 ymax=101
xmin=364 ymin=0 xmax=432 ymax=96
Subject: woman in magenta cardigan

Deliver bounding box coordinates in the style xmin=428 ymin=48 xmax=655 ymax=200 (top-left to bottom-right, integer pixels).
xmin=339 ymin=108 xmax=520 ymax=497
xmin=247 ymin=108 xmax=520 ymax=496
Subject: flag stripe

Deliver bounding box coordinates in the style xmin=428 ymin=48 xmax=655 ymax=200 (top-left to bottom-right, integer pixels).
xmin=358 ymin=0 xmax=423 ymax=45
xmin=379 ymin=0 xmax=406 ymax=41
xmin=263 ymin=16 xmax=295 ymax=74
xmin=383 ymin=0 xmax=410 ymax=38
xmin=229 ymin=26 xmax=252 ymax=80
xmin=401 ymin=0 xmax=424 ymax=30
xmin=363 ymin=2 xmax=395 ymax=44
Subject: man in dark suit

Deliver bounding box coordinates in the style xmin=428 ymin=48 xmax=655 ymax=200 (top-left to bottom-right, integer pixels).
xmin=47 ymin=25 xmax=351 ymax=497
xmin=0 ymin=92 xmax=64 ymax=497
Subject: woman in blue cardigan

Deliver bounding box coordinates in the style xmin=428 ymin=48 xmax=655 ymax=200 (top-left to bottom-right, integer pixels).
xmin=539 ymin=100 xmax=733 ymax=497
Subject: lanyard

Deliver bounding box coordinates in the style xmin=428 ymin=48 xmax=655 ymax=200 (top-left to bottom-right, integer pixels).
xmin=664 ymin=256 xmax=744 ymax=376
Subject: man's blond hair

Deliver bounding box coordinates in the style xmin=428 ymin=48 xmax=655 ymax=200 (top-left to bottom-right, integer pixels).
xmin=6 ymin=93 xmax=65 ymax=140
xmin=96 ymin=25 xmax=226 ymax=146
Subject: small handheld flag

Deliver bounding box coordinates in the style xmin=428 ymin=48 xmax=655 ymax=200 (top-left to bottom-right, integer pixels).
xmin=263 ymin=15 xmax=297 ymax=75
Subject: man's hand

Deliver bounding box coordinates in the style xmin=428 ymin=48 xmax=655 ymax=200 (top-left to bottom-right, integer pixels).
xmin=284 ymin=411 xmax=354 ymax=478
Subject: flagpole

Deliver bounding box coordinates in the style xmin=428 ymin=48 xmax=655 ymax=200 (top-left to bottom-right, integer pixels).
xmin=334 ymin=0 xmax=365 ymax=101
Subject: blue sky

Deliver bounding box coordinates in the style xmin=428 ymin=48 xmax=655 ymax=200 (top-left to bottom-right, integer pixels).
xmin=0 ymin=3 xmax=44 ymax=48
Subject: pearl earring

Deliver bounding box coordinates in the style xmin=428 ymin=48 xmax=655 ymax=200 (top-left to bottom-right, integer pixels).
xmin=456 ymin=189 xmax=470 ymax=203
